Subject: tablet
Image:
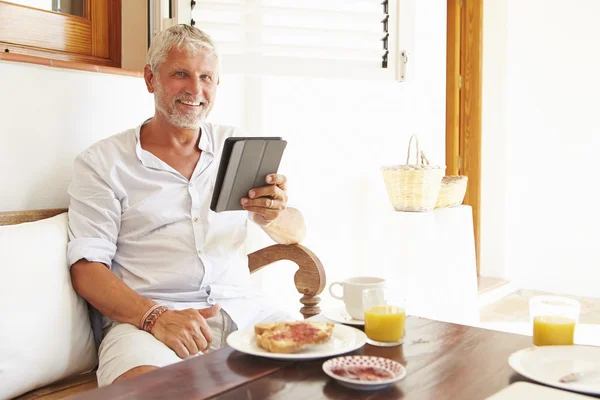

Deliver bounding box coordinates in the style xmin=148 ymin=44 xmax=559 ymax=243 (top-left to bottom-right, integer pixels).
xmin=210 ymin=137 xmax=287 ymax=212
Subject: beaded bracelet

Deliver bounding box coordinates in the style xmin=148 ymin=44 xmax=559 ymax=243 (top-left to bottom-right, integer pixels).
xmin=143 ymin=306 xmax=168 ymax=333
xmin=139 ymin=304 xmax=162 ymax=330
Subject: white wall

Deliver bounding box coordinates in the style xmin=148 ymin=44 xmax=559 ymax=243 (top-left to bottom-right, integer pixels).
xmin=0 ymin=62 xmax=154 ymax=210
xmin=481 ymin=0 xmax=600 ymax=298
xmin=0 ymin=0 xmax=448 ymax=313
xmin=0 ymin=61 xmax=244 ymax=210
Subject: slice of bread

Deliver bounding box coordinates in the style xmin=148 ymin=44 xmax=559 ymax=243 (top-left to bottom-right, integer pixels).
xmin=254 ymin=321 xmax=335 ymax=353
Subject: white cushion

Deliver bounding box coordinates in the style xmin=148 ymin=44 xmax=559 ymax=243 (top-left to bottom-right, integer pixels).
xmin=0 ymin=213 xmax=97 ymax=399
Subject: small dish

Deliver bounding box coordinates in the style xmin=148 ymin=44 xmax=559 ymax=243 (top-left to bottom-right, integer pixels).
xmin=322 ymin=355 xmax=406 ymax=390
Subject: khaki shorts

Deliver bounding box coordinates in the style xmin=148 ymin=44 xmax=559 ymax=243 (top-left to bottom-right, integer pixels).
xmin=96 ymin=309 xmax=236 ymax=387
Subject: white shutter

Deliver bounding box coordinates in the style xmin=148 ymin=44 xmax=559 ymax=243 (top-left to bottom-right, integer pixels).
xmin=183 ymin=0 xmax=409 ymax=80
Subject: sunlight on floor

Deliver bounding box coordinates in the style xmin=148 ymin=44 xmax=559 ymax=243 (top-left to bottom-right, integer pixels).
xmin=478 ymin=288 xmax=600 ymax=346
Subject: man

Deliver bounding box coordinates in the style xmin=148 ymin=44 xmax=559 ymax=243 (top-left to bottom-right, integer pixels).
xmin=67 ymin=24 xmax=306 ymax=387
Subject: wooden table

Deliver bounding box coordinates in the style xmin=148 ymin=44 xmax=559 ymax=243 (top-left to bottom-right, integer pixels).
xmin=70 ymin=317 xmax=537 ymax=400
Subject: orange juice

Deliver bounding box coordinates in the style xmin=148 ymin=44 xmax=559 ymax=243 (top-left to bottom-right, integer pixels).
xmin=364 ymin=305 xmax=406 ymax=342
xmin=533 ymin=315 xmax=576 ymax=346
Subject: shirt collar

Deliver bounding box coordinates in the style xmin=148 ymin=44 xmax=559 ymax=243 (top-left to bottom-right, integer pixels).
xmin=134 ymin=119 xmax=215 ymax=166
xmin=134 ymin=118 xmax=150 ymax=165
xmin=198 ymin=121 xmax=215 ymax=155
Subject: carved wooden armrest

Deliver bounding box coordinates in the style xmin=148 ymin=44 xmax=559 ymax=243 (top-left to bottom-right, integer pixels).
xmin=0 ymin=210 xmax=327 ymax=319
xmin=248 ymin=244 xmax=326 ymax=319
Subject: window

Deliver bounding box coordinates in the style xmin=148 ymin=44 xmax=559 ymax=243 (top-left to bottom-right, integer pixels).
xmin=0 ymin=0 xmax=122 ymax=68
xmin=163 ymin=0 xmax=413 ymax=80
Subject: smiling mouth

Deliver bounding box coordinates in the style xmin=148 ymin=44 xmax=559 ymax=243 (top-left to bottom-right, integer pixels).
xmin=177 ymin=100 xmax=204 ymax=107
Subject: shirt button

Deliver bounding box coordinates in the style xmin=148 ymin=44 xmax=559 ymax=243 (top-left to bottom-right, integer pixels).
xmin=207 ymin=297 xmax=215 ymax=305
xmin=193 ymin=217 xmax=199 ymax=223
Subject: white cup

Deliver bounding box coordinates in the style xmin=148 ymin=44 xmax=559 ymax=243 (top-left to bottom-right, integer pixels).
xmin=329 ymin=277 xmax=386 ymax=320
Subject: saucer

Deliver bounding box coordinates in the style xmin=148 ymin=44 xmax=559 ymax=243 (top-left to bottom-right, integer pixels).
xmin=323 ymin=307 xmax=365 ymax=326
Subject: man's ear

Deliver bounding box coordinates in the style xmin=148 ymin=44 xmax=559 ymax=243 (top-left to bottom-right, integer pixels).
xmin=144 ymin=65 xmax=155 ymax=93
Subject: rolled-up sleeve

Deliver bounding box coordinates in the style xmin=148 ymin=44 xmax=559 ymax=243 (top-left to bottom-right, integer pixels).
xmin=67 ymin=150 xmax=121 ymax=268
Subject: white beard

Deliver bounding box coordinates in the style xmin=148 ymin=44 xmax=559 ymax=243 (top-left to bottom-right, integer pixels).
xmin=153 ymin=82 xmax=211 ymax=129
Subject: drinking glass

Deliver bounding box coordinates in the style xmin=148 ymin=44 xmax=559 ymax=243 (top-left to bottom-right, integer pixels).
xmin=530 ymin=296 xmax=580 ymax=346
xmin=363 ymin=287 xmax=406 ymax=347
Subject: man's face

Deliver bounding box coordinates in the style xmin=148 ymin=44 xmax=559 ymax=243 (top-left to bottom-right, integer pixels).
xmin=147 ymin=48 xmax=219 ymax=129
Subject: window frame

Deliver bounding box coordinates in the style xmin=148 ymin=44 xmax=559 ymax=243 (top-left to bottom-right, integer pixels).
xmin=0 ymin=0 xmax=122 ymax=68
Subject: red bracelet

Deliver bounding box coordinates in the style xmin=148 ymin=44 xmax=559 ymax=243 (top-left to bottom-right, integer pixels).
xmin=143 ymin=306 xmax=168 ymax=333
xmin=139 ymin=304 xmax=162 ymax=330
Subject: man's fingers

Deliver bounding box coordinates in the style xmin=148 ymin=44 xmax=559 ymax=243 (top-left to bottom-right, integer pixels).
xmin=152 ymin=309 xmax=216 ymax=358
xmin=248 ymin=184 xmax=285 ymax=201
xmin=266 ymin=174 xmax=287 ymax=190
xmin=241 ymin=174 xmax=288 ymax=222
xmin=181 ymin=332 xmax=200 ymax=356
xmin=197 ymin=322 xmax=213 ymax=350
xmin=260 ymin=197 xmax=284 ymax=210
xmin=192 ymin=331 xmax=208 ymax=353
xmin=197 ymin=304 xmax=221 ymax=319
xmin=248 ymin=185 xmax=286 ymax=201
xmin=171 ymin=341 xmax=190 ymax=359
xmin=186 ymin=305 xmax=218 ymax=352
xmin=242 ymin=197 xmax=285 ymax=210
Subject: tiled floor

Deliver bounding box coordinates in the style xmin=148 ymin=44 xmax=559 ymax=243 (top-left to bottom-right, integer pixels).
xmin=480 ymin=289 xmax=600 ymax=324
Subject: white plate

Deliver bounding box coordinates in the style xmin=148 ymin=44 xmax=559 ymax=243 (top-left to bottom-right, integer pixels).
xmin=323 ymin=308 xmax=365 ymax=326
xmin=486 ymin=382 xmax=593 ymax=400
xmin=322 ymin=355 xmax=406 ymax=391
xmin=508 ymin=345 xmax=600 ymax=396
xmin=227 ymin=323 xmax=367 ymax=360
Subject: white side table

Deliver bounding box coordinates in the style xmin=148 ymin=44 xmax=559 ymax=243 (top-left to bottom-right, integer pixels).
xmin=368 ymin=205 xmax=479 ymax=325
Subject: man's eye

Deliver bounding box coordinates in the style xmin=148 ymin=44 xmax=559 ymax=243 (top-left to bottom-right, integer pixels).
xmin=175 ymin=71 xmax=186 ymax=77
xmin=201 ymin=75 xmax=212 ymax=81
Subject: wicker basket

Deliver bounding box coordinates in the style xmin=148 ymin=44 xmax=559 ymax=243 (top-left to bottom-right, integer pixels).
xmin=435 ymin=175 xmax=468 ymax=208
xmin=381 ymin=135 xmax=445 ymax=212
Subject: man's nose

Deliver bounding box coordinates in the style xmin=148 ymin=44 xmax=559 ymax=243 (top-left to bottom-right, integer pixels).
xmin=185 ymin=76 xmax=202 ymax=96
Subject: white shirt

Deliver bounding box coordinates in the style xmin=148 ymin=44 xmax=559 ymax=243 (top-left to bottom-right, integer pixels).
xmin=67 ymin=120 xmax=271 ymax=333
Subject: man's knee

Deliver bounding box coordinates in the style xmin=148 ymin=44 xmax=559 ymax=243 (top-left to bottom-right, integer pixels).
xmin=113 ymin=365 xmax=159 ymax=383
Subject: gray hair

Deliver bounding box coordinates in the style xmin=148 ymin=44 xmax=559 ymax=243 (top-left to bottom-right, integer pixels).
xmin=147 ymin=24 xmax=219 ymax=73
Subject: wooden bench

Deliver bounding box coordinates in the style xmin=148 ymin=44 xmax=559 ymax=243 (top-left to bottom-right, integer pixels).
xmin=2 ymin=208 xmax=326 ymax=400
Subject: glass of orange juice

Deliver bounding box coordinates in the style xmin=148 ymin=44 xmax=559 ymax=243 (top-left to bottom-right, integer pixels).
xmin=530 ymin=296 xmax=580 ymax=346
xmin=363 ymin=287 xmax=406 ymax=347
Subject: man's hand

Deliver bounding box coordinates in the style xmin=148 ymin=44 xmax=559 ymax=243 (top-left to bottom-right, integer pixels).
xmin=241 ymin=174 xmax=288 ymax=225
xmin=150 ymin=305 xmax=221 ymax=358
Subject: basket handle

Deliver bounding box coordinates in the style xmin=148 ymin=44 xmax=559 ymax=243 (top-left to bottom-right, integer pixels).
xmin=420 ymin=151 xmax=431 ymax=166
xmin=406 ymin=135 xmax=421 ymax=165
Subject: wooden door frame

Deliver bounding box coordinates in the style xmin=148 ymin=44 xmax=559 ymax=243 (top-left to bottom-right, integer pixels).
xmin=446 ymin=0 xmax=483 ymax=275
xmin=0 ymin=0 xmax=121 ymax=67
